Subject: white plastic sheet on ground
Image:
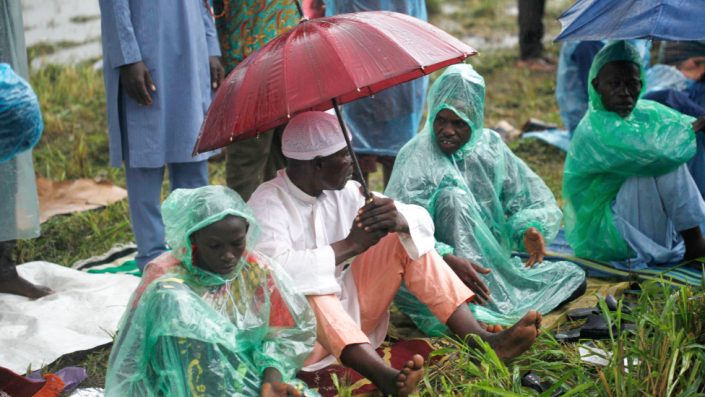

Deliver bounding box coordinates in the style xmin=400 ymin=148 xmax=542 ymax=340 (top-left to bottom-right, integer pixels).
xmin=0 ymin=262 xmax=140 ymax=374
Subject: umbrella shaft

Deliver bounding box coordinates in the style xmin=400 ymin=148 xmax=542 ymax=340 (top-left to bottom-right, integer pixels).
xmin=332 ymin=98 xmax=373 ymax=201
xmin=294 ymin=0 xmax=305 ymax=19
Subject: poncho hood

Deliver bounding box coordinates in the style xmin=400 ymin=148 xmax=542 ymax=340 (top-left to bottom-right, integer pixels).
xmin=425 ymin=64 xmax=485 ymax=160
xmin=162 ymin=185 xmax=262 ymax=286
xmin=587 ymin=40 xmax=647 ymax=112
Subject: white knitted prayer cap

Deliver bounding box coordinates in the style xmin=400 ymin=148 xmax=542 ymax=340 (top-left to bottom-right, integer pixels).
xmin=282 ymin=111 xmax=351 ymax=160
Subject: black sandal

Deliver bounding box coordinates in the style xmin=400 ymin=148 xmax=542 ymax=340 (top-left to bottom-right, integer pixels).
xmin=555 ymin=313 xmax=636 ymax=342
xmin=565 ymin=294 xmax=634 ymax=321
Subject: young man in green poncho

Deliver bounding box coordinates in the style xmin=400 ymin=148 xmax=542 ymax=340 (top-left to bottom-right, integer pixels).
xmin=105 ymin=186 xmax=320 ymax=397
xmin=563 ymin=40 xmax=705 ymax=272
xmin=385 ymin=64 xmax=587 ymax=332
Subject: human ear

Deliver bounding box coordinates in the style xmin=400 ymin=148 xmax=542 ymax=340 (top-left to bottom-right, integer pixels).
xmin=591 ymin=77 xmax=600 ymax=92
xmin=314 ymin=156 xmax=324 ymax=170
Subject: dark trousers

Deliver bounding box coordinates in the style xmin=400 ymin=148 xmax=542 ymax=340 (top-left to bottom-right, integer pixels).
xmin=225 ymin=126 xmax=287 ymax=202
xmin=518 ymin=0 xmax=546 ymax=60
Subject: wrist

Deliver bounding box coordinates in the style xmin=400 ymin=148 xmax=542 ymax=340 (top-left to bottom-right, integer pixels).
xmin=345 ymin=236 xmax=365 ymax=256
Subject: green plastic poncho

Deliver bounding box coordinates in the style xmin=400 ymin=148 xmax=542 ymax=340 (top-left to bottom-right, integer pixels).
xmin=386 ymin=64 xmax=585 ymax=329
xmin=105 ymin=186 xmax=319 ymax=397
xmin=563 ymin=41 xmax=697 ymax=262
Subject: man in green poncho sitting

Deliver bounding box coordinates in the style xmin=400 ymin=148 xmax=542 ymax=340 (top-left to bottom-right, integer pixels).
xmin=105 ymin=186 xmax=320 ymax=397
xmin=563 ymin=40 xmax=705 ymax=272
xmin=386 ymin=64 xmax=587 ymax=332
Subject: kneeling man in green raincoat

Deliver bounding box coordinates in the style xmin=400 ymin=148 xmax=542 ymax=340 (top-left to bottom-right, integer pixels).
xmin=386 ymin=64 xmax=586 ymax=331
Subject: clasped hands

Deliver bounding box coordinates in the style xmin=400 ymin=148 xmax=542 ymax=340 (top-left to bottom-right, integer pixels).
xmin=443 ymin=226 xmax=547 ymax=306
xmin=346 ymin=187 xmax=409 ymax=254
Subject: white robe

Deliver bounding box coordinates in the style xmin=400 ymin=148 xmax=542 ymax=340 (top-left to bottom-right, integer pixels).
xmin=248 ymin=169 xmax=436 ymax=370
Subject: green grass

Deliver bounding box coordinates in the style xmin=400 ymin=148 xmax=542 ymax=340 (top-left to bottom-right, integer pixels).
xmin=418 ymin=280 xmax=705 ymax=396
xmin=18 ymin=0 xmax=698 ymax=395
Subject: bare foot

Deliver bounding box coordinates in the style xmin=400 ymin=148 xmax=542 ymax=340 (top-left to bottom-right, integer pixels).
xmin=393 ymin=354 xmax=425 ymax=397
xmin=0 ymin=275 xmax=54 ymax=298
xmin=485 ymin=310 xmax=541 ymax=361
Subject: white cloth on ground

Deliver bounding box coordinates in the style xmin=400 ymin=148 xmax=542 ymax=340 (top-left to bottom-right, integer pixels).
xmin=611 ymin=164 xmax=705 ymax=270
xmin=0 ymin=262 xmax=140 ymax=374
xmin=248 ymin=169 xmax=436 ymax=370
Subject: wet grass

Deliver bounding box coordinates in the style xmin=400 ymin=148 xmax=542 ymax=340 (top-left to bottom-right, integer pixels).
xmin=418 ymin=280 xmax=705 ymax=396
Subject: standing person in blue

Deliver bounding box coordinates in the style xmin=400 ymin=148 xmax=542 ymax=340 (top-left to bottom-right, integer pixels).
xmin=323 ymin=0 xmax=428 ymax=188
xmin=555 ymin=40 xmax=651 ymax=136
xmin=98 ymin=0 xmax=225 ymax=271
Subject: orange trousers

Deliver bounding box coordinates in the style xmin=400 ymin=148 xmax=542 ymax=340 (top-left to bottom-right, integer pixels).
xmin=304 ymin=233 xmax=474 ymax=366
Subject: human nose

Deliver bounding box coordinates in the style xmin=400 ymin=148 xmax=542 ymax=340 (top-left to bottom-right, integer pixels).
xmin=441 ymin=124 xmax=456 ymax=137
xmin=222 ymin=250 xmax=236 ymax=261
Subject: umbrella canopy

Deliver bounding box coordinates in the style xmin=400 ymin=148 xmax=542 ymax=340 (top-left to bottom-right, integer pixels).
xmin=193 ymin=11 xmax=477 ymax=155
xmin=555 ymin=0 xmax=705 ymax=42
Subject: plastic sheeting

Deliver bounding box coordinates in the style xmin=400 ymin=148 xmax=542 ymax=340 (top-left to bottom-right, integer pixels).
xmin=646 ymin=64 xmax=695 ymax=94
xmin=385 ymin=65 xmax=585 ymax=328
xmin=324 ymin=0 xmax=428 ymax=156
xmin=105 ymin=186 xmax=319 ymax=397
xmin=555 ymin=0 xmax=705 ymax=42
xmin=556 ymin=40 xmax=651 ymax=135
xmin=0 ymin=64 xmax=42 ymax=163
xmin=0 ymin=262 xmax=141 ymax=374
xmin=0 ymin=0 xmax=40 ymax=242
xmin=563 ymin=41 xmax=697 ymax=262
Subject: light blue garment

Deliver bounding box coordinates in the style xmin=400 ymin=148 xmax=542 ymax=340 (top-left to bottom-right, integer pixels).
xmin=611 ymin=164 xmax=705 ymax=271
xmin=118 ymin=89 xmax=209 ymax=270
xmin=645 ymin=64 xmax=695 ymax=94
xmin=98 ymin=0 xmax=221 ymax=168
xmin=556 ymin=40 xmax=651 ymax=135
xmin=0 ymin=0 xmax=40 ymax=241
xmin=324 ymin=0 xmax=428 ymax=156
xmin=125 ymin=160 xmax=209 ymax=270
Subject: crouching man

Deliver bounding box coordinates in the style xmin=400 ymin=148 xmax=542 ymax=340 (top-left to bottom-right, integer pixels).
xmin=248 ymin=111 xmax=542 ymax=397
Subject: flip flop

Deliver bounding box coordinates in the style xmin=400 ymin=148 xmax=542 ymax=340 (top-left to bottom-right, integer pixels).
xmin=566 ymin=294 xmax=634 ymax=321
xmin=521 ymin=371 xmax=562 ymax=396
xmin=555 ymin=313 xmax=637 ymax=342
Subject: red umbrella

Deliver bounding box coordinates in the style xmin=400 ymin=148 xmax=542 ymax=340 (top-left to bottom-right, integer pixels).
xmin=194 ymin=2 xmax=477 ymax=198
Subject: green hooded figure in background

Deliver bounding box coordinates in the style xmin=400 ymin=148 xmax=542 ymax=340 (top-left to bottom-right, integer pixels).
xmin=563 ymin=41 xmax=705 ymax=271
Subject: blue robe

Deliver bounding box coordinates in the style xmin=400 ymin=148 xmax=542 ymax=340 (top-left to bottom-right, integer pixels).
xmin=98 ymin=0 xmax=221 ymax=168
xmin=324 ymin=0 xmax=428 ymax=157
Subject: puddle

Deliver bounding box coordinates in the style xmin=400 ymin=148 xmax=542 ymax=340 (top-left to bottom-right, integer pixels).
xmin=22 ymin=0 xmax=101 ymax=45
xmin=441 ymin=4 xmax=458 ymax=15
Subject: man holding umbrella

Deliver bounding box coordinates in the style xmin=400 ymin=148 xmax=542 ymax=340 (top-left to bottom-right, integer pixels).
xmin=248 ymin=111 xmax=543 ymax=397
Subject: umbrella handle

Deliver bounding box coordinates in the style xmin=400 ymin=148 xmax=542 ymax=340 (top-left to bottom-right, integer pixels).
xmin=332 ymin=98 xmax=374 ymax=203
xmin=293 ymin=0 xmax=309 ymax=22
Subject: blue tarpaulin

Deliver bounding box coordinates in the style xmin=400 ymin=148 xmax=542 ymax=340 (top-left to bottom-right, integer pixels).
xmin=555 ymin=0 xmax=705 ymax=42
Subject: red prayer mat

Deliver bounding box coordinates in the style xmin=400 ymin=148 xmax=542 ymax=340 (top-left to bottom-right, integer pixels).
xmin=0 ymin=367 xmax=65 ymax=397
xmin=297 ymin=338 xmax=456 ymax=397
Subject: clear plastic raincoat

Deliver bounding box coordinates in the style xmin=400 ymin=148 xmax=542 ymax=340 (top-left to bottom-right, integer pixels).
xmin=386 ymin=65 xmax=585 ymax=328
xmin=105 ymin=186 xmax=319 ymax=397
xmin=563 ymin=41 xmax=697 ymax=262
xmin=324 ymin=0 xmax=428 ymax=156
